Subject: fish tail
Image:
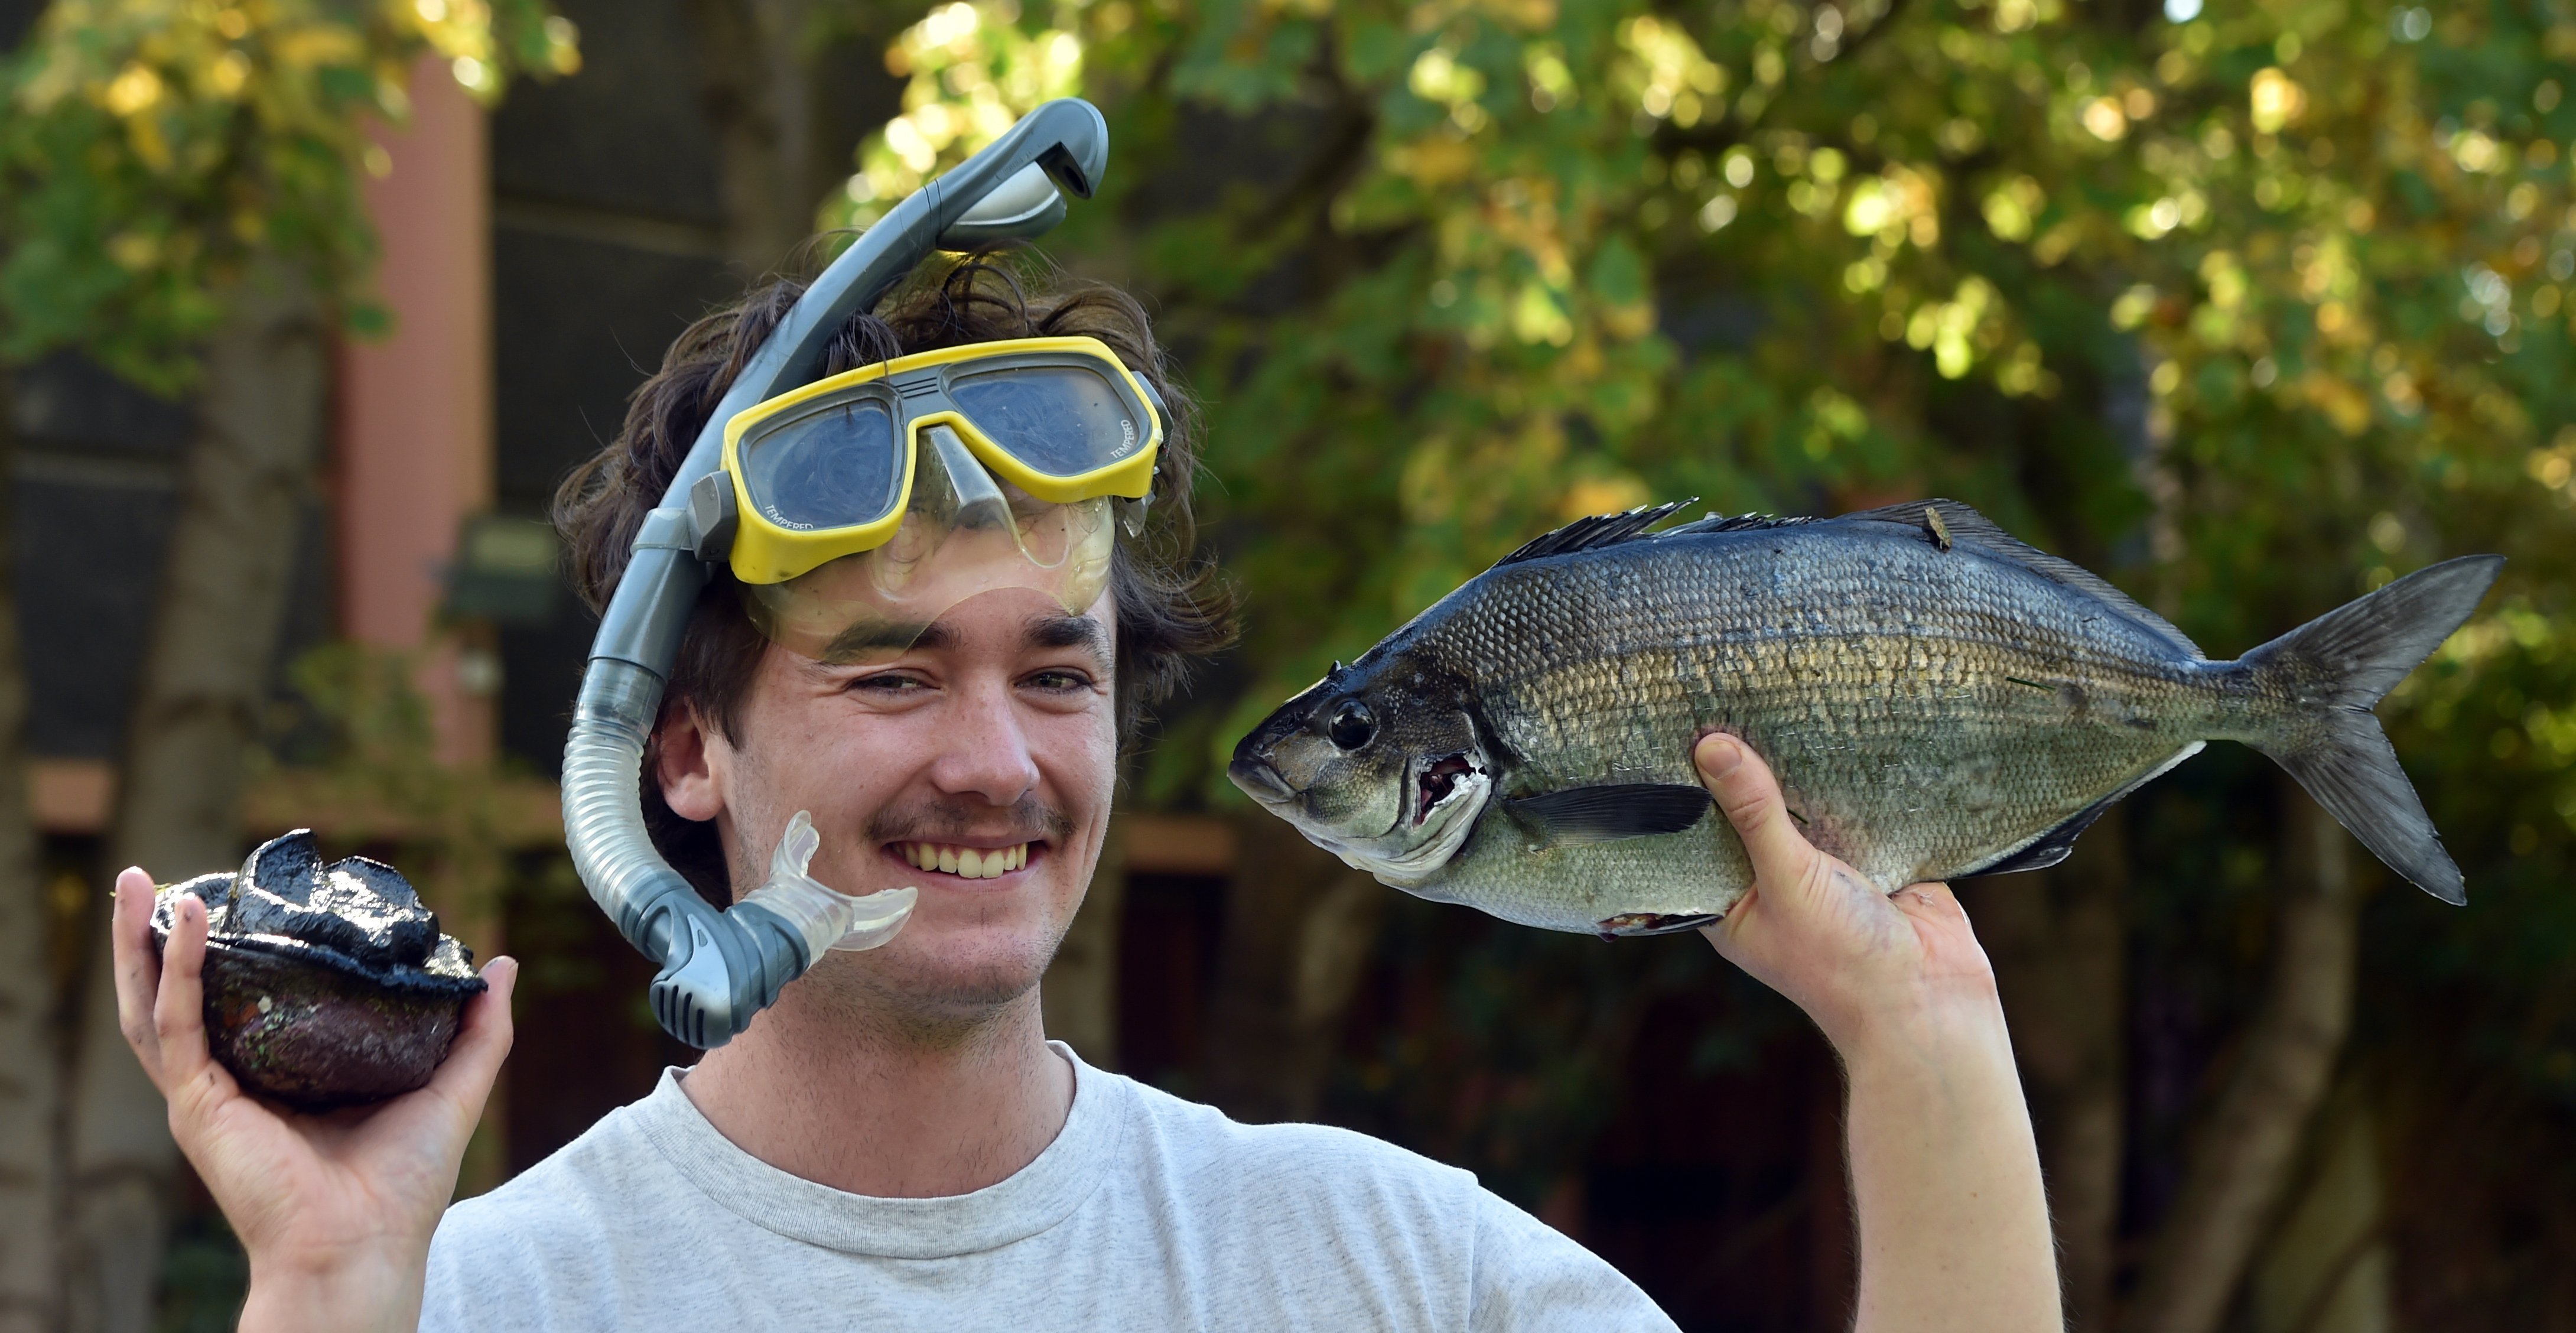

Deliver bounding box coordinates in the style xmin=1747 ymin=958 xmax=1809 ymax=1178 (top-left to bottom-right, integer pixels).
xmin=2236 ymin=555 xmax=2503 ymax=904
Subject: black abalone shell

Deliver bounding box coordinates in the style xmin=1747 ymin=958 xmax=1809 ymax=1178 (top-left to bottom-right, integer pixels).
xmin=149 ymin=830 xmax=487 ymax=1111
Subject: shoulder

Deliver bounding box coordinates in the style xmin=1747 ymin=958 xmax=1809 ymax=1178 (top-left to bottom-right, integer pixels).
xmin=1111 ymin=1072 xmax=1479 ymax=1212
xmin=1095 ymin=1072 xmax=1676 ymax=1330
xmin=434 ymin=1101 xmax=664 ymax=1249
xmin=422 ymin=1093 xmax=690 ymax=1332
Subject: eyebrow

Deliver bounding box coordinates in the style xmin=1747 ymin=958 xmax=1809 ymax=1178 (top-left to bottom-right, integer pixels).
xmin=802 ymin=612 xmax=1108 ymax=673
xmin=1027 ymin=612 xmax=1112 ymax=669
xmin=819 ymin=619 xmax=942 ymax=664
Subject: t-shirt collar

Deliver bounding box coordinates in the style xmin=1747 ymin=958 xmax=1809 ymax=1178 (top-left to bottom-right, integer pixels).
xmin=629 ymin=1041 xmax=1126 ymax=1259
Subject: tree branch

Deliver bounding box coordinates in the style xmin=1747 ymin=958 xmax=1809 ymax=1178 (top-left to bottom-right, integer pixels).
xmin=0 ymin=366 xmax=63 ymax=1333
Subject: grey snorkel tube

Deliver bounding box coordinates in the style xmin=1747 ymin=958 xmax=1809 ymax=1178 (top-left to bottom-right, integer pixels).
xmin=564 ymin=99 xmax=1111 ymax=1048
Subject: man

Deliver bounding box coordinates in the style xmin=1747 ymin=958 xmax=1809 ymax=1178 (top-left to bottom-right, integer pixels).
xmin=113 ymin=255 xmax=2060 ymax=1331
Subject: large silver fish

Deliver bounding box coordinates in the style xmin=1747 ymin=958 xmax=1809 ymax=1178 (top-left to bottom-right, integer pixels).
xmin=1228 ymin=499 xmax=2500 ymax=937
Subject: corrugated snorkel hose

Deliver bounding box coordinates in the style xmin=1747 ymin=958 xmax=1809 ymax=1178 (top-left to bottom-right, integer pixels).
xmin=560 ymin=99 xmax=1110 ymax=1048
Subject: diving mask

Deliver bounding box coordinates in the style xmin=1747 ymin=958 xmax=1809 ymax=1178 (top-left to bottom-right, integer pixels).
xmin=719 ymin=336 xmax=1162 ymax=661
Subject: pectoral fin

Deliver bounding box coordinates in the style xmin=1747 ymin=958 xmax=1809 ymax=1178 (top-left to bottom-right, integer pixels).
xmin=1504 ymin=783 xmax=1714 ymax=845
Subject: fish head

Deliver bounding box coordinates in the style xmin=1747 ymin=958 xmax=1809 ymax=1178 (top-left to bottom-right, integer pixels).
xmin=1228 ymin=658 xmax=1492 ymax=887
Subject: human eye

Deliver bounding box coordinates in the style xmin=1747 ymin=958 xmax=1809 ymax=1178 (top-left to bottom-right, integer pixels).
xmin=848 ymin=670 xmax=933 ymax=695
xmin=1021 ymin=667 xmax=1097 ymax=695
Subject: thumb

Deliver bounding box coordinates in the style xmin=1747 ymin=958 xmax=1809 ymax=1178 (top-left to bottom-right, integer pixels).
xmin=1695 ymin=733 xmax=1824 ymax=892
xmin=423 ymin=956 xmax=516 ymax=1124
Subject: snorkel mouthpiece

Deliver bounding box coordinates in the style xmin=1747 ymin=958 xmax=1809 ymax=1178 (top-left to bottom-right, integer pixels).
xmin=564 ymin=99 xmax=1112 ymax=1048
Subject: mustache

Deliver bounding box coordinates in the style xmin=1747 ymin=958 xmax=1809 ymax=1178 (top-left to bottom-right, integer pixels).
xmin=863 ymin=794 xmax=1073 ymax=846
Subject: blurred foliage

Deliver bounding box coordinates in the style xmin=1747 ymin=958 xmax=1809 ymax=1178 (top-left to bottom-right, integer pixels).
xmin=836 ymin=0 xmax=2575 ymax=766
xmin=253 ymin=643 xmax=548 ymax=940
xmin=0 ymin=0 xmax=580 ymax=392
xmin=830 ymin=0 xmax=2576 ymax=1238
xmin=1328 ymin=895 xmax=1809 ymax=1204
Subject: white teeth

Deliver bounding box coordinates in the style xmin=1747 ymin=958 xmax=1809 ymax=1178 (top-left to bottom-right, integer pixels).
xmin=896 ymin=841 xmax=1029 ymax=879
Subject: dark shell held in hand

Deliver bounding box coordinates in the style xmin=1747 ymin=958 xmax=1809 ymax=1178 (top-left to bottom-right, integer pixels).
xmin=149 ymin=830 xmax=485 ymax=1111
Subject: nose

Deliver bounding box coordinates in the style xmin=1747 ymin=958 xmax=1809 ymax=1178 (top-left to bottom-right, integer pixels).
xmin=929 ymin=680 xmax=1042 ymax=806
xmin=1227 ymin=752 xmax=1296 ymax=805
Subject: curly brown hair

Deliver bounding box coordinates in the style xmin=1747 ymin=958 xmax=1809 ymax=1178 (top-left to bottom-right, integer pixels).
xmin=554 ymin=248 xmax=1235 ymax=897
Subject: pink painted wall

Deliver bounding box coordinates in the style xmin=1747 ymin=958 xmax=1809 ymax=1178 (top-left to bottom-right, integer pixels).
xmin=334 ymin=57 xmax=493 ymax=763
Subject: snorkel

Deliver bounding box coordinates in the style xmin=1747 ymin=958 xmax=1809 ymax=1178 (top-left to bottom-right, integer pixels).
xmin=564 ymin=99 xmax=1111 ymax=1049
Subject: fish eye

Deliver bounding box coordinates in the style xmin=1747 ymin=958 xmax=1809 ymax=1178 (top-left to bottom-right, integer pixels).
xmin=1328 ymin=699 xmax=1377 ymax=751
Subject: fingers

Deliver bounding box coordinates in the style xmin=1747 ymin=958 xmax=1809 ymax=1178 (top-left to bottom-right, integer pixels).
xmin=111 ymin=869 xmax=167 ymax=1085
xmin=1695 ymin=734 xmax=1824 ymax=892
xmin=422 ymin=957 xmax=518 ymax=1124
xmin=149 ymin=888 xmax=217 ymax=1099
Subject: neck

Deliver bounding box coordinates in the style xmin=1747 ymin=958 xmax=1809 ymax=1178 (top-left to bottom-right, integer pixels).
xmin=678 ymin=978 xmax=1074 ymax=1198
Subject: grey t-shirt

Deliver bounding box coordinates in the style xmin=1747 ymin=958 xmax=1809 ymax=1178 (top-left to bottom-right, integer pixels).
xmin=422 ymin=1043 xmax=1674 ymax=1331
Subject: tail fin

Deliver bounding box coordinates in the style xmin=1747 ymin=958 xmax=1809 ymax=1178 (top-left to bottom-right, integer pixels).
xmin=2239 ymin=555 xmax=2503 ymax=904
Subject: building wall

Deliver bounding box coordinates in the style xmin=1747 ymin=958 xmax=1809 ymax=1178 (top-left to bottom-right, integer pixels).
xmin=486 ymin=0 xmax=905 ymax=775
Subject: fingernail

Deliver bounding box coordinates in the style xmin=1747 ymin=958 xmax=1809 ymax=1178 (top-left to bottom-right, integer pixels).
xmin=1697 ymin=734 xmax=1742 ymax=778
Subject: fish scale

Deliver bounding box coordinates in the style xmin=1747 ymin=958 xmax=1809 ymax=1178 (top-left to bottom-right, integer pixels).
xmin=1231 ymin=499 xmax=2503 ymax=934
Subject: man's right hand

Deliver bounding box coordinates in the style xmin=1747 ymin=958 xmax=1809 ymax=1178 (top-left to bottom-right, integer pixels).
xmin=112 ymin=866 xmax=515 ymax=1333
xmin=1690 ymin=735 xmax=2060 ymax=1333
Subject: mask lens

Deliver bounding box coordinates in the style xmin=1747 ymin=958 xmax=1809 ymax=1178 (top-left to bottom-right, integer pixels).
xmin=737 ymin=398 xmax=902 ymax=531
xmin=949 ymin=365 xmax=1145 ymax=477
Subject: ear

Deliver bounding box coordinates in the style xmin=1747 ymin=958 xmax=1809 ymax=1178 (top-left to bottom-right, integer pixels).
xmin=655 ymin=700 xmax=727 ymax=822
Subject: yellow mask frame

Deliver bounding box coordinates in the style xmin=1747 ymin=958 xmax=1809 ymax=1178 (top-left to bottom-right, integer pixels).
xmin=720 ymin=336 xmax=1163 ymax=586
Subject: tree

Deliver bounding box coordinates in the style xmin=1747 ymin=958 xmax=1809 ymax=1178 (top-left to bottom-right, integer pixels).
xmin=0 ymin=365 xmax=54 ymax=1333
xmin=830 ymin=0 xmax=2576 ymax=1322
xmin=0 ymin=5 xmax=575 ymax=1328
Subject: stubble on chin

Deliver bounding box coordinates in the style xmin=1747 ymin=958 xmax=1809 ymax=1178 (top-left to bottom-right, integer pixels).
xmin=786 ymin=922 xmax=1071 ymax=1049
xmin=730 ymin=780 xmax=1104 ymax=1046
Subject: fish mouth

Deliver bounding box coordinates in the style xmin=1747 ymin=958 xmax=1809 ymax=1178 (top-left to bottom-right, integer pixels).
xmin=1227 ymin=752 xmax=1297 ymax=807
xmin=1325 ymin=750 xmax=1489 ymax=888
xmin=1414 ymin=753 xmax=1482 ymax=825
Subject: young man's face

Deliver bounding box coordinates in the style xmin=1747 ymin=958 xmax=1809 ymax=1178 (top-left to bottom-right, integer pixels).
xmin=656 ymin=585 xmax=1118 ymax=1029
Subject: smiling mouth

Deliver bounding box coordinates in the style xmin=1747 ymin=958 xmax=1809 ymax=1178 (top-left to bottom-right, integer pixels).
xmin=895 ymin=841 xmax=1032 ymax=880
xmin=1416 ymin=755 xmax=1479 ymax=825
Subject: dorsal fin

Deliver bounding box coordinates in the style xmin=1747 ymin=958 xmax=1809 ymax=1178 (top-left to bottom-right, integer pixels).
xmin=1661 ymin=511 xmax=1818 ymax=537
xmin=1839 ymin=498 xmax=2203 ymax=659
xmin=1495 ymin=500 xmax=1694 ymax=565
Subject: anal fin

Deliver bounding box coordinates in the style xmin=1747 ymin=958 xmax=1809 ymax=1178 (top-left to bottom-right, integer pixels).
xmin=1964 ymin=798 xmax=2112 ymax=876
xmin=1505 ymin=783 xmax=1713 ymax=845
